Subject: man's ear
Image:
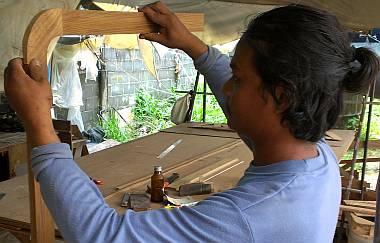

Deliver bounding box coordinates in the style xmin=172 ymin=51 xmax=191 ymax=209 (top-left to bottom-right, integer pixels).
xmin=274 ymin=86 xmax=288 ymax=113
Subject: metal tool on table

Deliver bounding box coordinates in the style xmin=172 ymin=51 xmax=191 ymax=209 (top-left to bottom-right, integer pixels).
xmin=89 ymin=177 xmax=104 ymax=185
xmin=157 ymin=139 xmax=182 ymax=159
xmin=164 ymin=172 xmax=180 ymax=187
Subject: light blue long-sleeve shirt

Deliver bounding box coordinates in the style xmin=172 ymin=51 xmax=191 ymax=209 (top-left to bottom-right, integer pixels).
xmin=31 ymin=47 xmax=341 ymax=243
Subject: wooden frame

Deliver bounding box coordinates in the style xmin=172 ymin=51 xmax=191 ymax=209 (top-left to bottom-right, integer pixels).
xmin=22 ymin=9 xmax=203 ymax=242
xmin=23 ymin=9 xmax=204 ymax=64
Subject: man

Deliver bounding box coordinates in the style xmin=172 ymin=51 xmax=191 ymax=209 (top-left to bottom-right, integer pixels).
xmin=4 ymin=2 xmax=379 ymax=242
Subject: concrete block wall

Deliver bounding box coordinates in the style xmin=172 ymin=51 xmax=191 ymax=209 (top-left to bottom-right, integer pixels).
xmin=80 ymin=73 xmax=100 ymax=129
xmin=103 ymin=47 xmax=197 ymax=111
xmin=8 ymin=47 xmax=198 ymax=131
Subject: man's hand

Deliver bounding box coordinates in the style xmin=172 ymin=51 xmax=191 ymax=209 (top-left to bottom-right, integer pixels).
xmin=139 ymin=1 xmax=208 ymax=60
xmin=4 ymin=58 xmax=59 ymax=147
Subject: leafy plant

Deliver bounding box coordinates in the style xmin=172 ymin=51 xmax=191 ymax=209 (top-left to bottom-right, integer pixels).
xmin=132 ymin=89 xmax=175 ymax=134
xmin=99 ymin=83 xmax=228 ymax=143
xmin=342 ymin=99 xmax=380 ymax=140
xmin=99 ymin=109 xmax=131 ymax=143
xmin=190 ymin=80 xmax=227 ymax=123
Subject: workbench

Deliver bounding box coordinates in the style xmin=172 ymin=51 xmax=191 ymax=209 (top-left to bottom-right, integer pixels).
xmin=0 ymin=129 xmax=89 ymax=182
xmin=0 ymin=123 xmax=355 ymax=242
xmin=0 ymin=132 xmax=27 ymax=180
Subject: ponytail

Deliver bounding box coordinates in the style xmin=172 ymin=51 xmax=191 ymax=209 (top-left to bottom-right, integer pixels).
xmin=343 ymin=47 xmax=380 ymax=93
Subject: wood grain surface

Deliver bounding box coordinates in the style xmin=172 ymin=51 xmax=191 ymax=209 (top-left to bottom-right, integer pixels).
xmin=23 ymin=9 xmax=204 ymax=64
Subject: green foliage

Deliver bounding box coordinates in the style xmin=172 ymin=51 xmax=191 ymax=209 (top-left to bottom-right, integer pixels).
xmin=100 ymin=90 xmax=176 ymax=143
xmin=99 ymin=82 xmax=227 ymax=143
xmin=190 ymin=80 xmax=227 ymax=123
xmin=191 ymin=95 xmax=227 ymax=123
xmin=132 ymin=89 xmax=175 ymax=134
xmin=360 ymin=102 xmax=380 ymax=140
xmin=345 ymin=116 xmax=359 ymax=130
xmin=99 ymin=109 xmax=134 ymax=143
xmin=342 ymin=100 xmax=380 ymax=141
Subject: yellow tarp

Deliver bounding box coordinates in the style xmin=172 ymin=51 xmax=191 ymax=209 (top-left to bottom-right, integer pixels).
xmin=94 ymin=1 xmax=157 ymax=80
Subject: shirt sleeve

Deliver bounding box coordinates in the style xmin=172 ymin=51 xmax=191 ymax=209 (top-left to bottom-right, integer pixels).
xmin=31 ymin=143 xmax=252 ymax=243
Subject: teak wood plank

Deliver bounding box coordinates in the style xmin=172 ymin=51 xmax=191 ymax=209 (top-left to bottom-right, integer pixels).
xmin=22 ymin=9 xmax=203 ymax=242
xmin=340 ymin=205 xmax=376 ymax=216
xmin=0 ymin=176 xmax=30 ymax=223
xmin=161 ymin=122 xmax=240 ymax=139
xmin=169 ymin=158 xmax=241 ymax=189
xmin=105 ymin=141 xmax=253 ymax=213
xmin=23 ymin=9 xmax=204 ymax=64
xmin=344 ymin=200 xmax=376 ymax=210
xmin=78 ymin=132 xmax=239 ymax=197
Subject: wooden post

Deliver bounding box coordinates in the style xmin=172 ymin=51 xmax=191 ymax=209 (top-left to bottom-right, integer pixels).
xmin=22 ymin=9 xmax=203 ymax=242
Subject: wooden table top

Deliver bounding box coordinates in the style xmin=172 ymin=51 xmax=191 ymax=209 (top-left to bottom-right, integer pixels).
xmin=0 ymin=123 xmax=355 ymax=232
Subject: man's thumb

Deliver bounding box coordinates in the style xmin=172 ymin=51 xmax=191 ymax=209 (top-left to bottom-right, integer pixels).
xmin=29 ymin=59 xmax=48 ymax=82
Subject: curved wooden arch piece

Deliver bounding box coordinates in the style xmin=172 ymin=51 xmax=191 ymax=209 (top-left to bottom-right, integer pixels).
xmin=23 ymin=9 xmax=204 ymax=64
xmin=22 ymin=9 xmax=203 ymax=243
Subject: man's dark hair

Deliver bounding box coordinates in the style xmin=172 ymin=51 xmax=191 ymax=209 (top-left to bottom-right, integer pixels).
xmin=242 ymin=5 xmax=380 ymax=142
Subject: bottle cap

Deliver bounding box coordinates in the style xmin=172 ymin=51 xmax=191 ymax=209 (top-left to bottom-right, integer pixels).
xmin=154 ymin=165 xmax=162 ymax=172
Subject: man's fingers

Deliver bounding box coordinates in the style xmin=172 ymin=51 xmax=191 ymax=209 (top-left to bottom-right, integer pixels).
xmin=139 ymin=5 xmax=167 ymax=27
xmin=139 ymin=33 xmax=165 ymax=44
xmin=5 ymin=58 xmax=28 ymax=86
xmin=151 ymin=1 xmax=172 ymax=15
xmin=7 ymin=58 xmax=26 ymax=76
xmin=140 ymin=1 xmax=171 ymax=15
xmin=29 ymin=59 xmax=48 ymax=82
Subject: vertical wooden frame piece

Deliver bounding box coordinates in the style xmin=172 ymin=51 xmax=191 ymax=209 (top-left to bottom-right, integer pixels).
xmin=23 ymin=9 xmax=204 ymax=242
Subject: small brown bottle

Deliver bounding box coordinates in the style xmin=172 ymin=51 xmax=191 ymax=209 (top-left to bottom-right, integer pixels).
xmin=151 ymin=165 xmax=164 ymax=202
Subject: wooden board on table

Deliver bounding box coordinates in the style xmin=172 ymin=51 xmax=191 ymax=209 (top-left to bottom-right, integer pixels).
xmin=340 ymin=205 xmax=376 ymax=216
xmin=0 ymin=128 xmax=355 ymax=230
xmin=163 ymin=126 xmax=354 ymax=160
xmin=344 ymin=200 xmax=376 ymax=210
xmin=326 ymin=129 xmax=355 ymax=160
xmin=0 ymin=176 xmax=31 ymax=224
xmin=105 ymin=141 xmax=253 ymax=213
xmin=0 ymin=131 xmax=244 ymax=226
xmin=162 ymin=123 xmax=240 ymax=139
xmin=78 ymin=132 xmax=241 ymax=197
